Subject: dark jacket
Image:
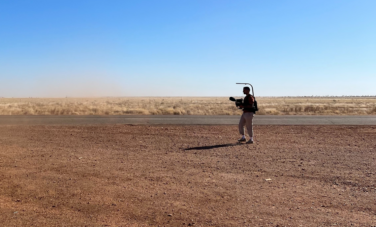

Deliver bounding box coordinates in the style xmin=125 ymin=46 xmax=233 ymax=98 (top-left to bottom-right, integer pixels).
xmin=243 ymin=94 xmax=255 ymax=113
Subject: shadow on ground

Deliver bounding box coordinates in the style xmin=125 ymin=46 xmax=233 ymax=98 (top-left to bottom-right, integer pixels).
xmin=184 ymin=143 xmax=242 ymax=151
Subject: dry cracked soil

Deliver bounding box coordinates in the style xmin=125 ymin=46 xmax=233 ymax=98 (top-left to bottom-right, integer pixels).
xmin=0 ymin=124 xmax=375 ymax=226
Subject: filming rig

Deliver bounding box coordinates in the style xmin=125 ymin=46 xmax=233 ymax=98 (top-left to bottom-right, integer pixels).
xmin=229 ymin=83 xmax=258 ymax=112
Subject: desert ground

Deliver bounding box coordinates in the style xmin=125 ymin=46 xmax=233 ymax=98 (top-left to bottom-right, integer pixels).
xmin=0 ymin=124 xmax=375 ymax=226
xmin=1 ymin=97 xmax=376 ymax=115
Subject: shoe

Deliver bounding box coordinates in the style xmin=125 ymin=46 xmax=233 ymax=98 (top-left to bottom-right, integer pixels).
xmin=238 ymin=138 xmax=246 ymax=142
xmin=246 ymin=139 xmax=254 ymax=144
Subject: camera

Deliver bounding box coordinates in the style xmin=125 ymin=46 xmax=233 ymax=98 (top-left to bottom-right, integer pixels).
xmin=229 ymin=97 xmax=244 ymax=109
xmin=229 ymin=96 xmax=259 ymax=112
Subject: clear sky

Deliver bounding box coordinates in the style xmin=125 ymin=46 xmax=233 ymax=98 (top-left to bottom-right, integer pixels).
xmin=1 ymin=0 xmax=375 ymax=97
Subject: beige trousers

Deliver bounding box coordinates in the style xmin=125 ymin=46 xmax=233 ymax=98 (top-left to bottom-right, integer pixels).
xmin=239 ymin=112 xmax=254 ymax=137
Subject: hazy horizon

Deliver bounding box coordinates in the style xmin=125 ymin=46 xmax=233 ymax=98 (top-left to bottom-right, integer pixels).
xmin=1 ymin=95 xmax=376 ymax=99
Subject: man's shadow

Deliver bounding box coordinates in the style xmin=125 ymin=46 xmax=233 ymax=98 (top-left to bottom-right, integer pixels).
xmin=184 ymin=143 xmax=242 ymax=151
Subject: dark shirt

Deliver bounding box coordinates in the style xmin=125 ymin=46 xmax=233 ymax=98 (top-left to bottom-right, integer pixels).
xmin=243 ymin=94 xmax=255 ymax=112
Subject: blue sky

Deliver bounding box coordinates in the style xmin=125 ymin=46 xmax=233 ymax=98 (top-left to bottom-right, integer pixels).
xmin=0 ymin=0 xmax=375 ymax=97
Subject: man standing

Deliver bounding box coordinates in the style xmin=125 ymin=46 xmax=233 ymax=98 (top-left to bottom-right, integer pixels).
xmin=238 ymin=86 xmax=255 ymax=144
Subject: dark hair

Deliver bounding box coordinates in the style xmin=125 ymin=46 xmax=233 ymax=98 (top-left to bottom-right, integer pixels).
xmin=243 ymin=86 xmax=250 ymax=91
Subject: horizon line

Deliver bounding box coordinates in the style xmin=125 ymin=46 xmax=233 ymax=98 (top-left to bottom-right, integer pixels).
xmin=1 ymin=95 xmax=376 ymax=99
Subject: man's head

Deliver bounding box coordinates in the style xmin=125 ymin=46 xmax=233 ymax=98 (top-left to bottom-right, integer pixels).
xmin=243 ymin=86 xmax=250 ymax=95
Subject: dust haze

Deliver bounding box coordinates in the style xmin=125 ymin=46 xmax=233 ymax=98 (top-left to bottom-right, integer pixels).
xmin=1 ymin=74 xmax=124 ymax=98
xmin=34 ymin=74 xmax=125 ymax=97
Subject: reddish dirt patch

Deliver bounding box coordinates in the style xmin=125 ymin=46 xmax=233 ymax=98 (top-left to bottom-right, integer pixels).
xmin=0 ymin=125 xmax=375 ymax=226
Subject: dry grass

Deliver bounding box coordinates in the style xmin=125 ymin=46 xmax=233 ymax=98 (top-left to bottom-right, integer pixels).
xmin=0 ymin=97 xmax=375 ymax=115
xmin=258 ymin=97 xmax=376 ymax=115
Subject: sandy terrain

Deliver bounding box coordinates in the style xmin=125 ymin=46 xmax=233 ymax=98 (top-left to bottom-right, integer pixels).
xmin=0 ymin=124 xmax=375 ymax=226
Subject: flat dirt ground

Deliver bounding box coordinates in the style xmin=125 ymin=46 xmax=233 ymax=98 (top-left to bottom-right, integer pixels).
xmin=0 ymin=124 xmax=375 ymax=226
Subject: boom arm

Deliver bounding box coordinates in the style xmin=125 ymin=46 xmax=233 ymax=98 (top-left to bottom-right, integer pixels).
xmin=236 ymin=83 xmax=254 ymax=97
